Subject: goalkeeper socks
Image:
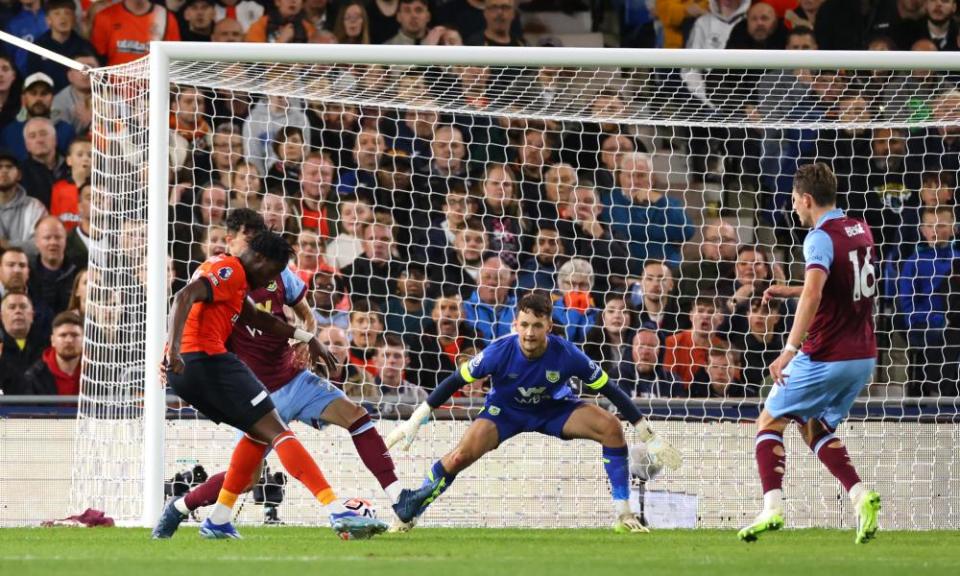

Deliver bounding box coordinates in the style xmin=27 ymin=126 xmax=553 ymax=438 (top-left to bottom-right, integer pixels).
xmin=182 ymin=472 xmax=226 ymax=512
xmin=810 ymin=432 xmax=861 ymax=492
xmin=423 ymin=460 xmax=457 ymax=498
xmin=602 ymin=445 xmax=631 ymax=501
xmin=210 ymin=435 xmax=268 ymax=524
xmin=273 ymin=430 xmax=336 ymax=505
xmin=349 ymin=413 xmax=399 ymax=492
xmin=755 ymin=430 xmax=786 ymax=501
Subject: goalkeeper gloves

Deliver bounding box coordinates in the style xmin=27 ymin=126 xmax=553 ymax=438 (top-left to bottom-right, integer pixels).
xmin=385 ymin=402 xmax=432 ymax=451
xmin=634 ymin=418 xmax=682 ymax=471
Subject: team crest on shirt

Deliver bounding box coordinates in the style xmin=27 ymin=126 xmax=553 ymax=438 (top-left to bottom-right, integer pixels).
xmin=545 ymin=370 xmax=560 ymax=383
xmin=266 ymin=281 xmax=278 ymax=292
xmin=218 ymin=267 xmax=233 ymax=280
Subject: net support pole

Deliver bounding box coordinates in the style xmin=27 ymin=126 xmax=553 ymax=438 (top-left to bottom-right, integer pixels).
xmin=142 ymin=45 xmax=171 ymax=528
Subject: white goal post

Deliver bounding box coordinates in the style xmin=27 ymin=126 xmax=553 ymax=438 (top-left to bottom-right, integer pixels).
xmin=57 ymin=43 xmax=960 ymax=530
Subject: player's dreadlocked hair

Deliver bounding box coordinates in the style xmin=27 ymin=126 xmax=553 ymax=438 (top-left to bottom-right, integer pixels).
xmin=225 ymin=208 xmax=266 ymax=235
xmin=248 ymin=229 xmax=295 ymax=265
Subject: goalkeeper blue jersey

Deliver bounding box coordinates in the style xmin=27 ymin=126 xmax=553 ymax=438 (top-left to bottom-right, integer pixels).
xmin=460 ymin=334 xmax=608 ymax=411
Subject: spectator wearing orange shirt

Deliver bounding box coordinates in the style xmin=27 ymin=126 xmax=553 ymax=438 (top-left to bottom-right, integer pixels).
xmin=90 ymin=0 xmax=180 ymax=66
xmin=246 ymin=0 xmax=316 ymax=43
xmin=663 ymin=296 xmax=724 ymax=385
xmin=169 ymin=86 xmax=210 ymax=147
xmin=657 ymin=0 xmax=709 ymax=49
xmin=49 ymin=138 xmax=90 ymax=232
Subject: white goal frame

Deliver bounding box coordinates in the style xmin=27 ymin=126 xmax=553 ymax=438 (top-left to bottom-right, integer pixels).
xmin=139 ymin=43 xmax=960 ymax=528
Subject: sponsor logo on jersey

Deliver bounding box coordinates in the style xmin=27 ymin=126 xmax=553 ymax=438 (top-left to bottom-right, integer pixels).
xmin=469 ymin=352 xmax=484 ymax=371
xmin=508 ymin=373 xmax=518 ymax=379
xmin=588 ymin=361 xmax=602 ymax=381
xmin=545 ymin=370 xmax=560 ymax=383
xmin=517 ymin=386 xmax=547 ymax=404
xmin=218 ymin=266 xmax=233 ymax=280
xmin=266 ymin=280 xmax=278 ymax=292
xmin=844 ymin=223 xmax=865 ymax=237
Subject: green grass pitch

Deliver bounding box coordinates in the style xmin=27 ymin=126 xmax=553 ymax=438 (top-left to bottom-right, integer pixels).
xmin=1 ymin=528 xmax=957 ymax=576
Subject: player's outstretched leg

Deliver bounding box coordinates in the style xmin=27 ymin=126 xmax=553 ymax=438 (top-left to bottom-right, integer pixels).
xmin=739 ymin=414 xmax=788 ymax=542
xmin=804 ymin=421 xmax=880 ymax=544
xmin=203 ymin=411 xmax=386 ymax=540
xmin=392 ymin=418 xmax=499 ymax=532
xmin=315 ymin=395 xmax=403 ymax=508
xmin=561 ymin=404 xmax=646 ymax=533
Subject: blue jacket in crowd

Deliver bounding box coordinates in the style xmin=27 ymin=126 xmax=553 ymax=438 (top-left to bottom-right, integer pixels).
xmin=464 ymin=291 xmax=516 ymax=345
xmin=896 ymin=240 xmax=959 ymax=339
xmin=602 ymin=187 xmax=694 ymax=267
xmin=4 ymin=7 xmax=47 ymax=73
xmin=551 ymin=293 xmax=598 ymax=345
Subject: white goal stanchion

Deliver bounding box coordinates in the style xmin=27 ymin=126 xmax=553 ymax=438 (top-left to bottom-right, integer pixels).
xmin=57 ymin=44 xmax=960 ymax=530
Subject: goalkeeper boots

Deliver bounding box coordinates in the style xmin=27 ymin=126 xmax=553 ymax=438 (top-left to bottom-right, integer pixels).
xmin=199 ymin=518 xmax=242 ymax=539
xmin=855 ymin=490 xmax=881 ymax=544
xmin=737 ymin=509 xmax=785 ymax=542
xmin=392 ymin=485 xmax=435 ymax=525
xmin=151 ymin=498 xmax=187 ymax=539
xmin=613 ymin=513 xmax=650 ymax=534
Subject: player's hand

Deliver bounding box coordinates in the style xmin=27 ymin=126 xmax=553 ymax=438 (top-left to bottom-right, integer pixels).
xmin=157 ymin=362 xmax=169 ymax=387
xmin=385 ymin=402 xmax=432 ymax=451
xmin=762 ymin=284 xmax=792 ymax=303
xmin=308 ymin=338 xmax=339 ymax=376
xmin=291 ymin=342 xmax=310 ymax=371
xmin=769 ymin=350 xmax=795 ymax=385
xmin=163 ymin=349 xmax=184 ymax=375
xmin=645 ymin=434 xmax=682 ymax=471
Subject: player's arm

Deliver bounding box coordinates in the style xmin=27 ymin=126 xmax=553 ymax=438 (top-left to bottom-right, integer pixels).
xmin=386 ymin=355 xmax=489 ymax=450
xmin=164 ymin=278 xmax=212 ymax=374
xmin=583 ymin=367 xmax=683 ymax=471
xmin=291 ymin=298 xmax=317 ymax=334
xmin=763 ymin=284 xmax=804 ymax=301
xmin=240 ymin=298 xmax=337 ymax=373
xmin=770 ymin=227 xmax=832 ymax=383
xmin=769 ymin=267 xmax=827 ymax=383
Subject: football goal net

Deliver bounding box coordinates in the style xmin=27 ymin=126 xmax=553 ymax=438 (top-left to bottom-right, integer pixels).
xmin=9 ymin=43 xmax=960 ymax=530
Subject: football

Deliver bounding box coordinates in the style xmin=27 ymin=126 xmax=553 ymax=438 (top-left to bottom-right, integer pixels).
xmin=629 ymin=444 xmax=663 ymax=482
xmin=341 ymin=497 xmax=377 ymax=519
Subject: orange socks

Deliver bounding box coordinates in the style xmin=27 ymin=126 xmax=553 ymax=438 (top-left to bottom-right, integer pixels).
xmin=273 ymin=430 xmax=336 ymax=505
xmin=210 ymin=435 xmax=268 ymax=523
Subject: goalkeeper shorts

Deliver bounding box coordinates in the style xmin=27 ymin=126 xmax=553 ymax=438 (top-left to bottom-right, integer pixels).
xmin=168 ymin=352 xmax=276 ymax=432
xmin=477 ymin=399 xmax=583 ymax=445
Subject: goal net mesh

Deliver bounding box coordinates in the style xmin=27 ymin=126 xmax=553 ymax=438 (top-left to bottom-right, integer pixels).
xmin=67 ymin=56 xmax=960 ymax=530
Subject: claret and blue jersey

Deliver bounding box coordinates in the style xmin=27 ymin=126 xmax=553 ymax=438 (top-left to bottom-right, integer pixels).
xmin=459 ymin=333 xmax=608 ymax=411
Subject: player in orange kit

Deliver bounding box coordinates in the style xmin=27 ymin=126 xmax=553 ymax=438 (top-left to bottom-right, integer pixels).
xmin=163 ymin=229 xmax=386 ymax=540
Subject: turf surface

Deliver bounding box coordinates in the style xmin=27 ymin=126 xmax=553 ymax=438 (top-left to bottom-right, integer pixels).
xmin=1 ymin=527 xmax=957 ymax=576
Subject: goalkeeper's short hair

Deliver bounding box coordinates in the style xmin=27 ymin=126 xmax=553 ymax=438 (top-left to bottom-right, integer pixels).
xmin=517 ymin=291 xmax=553 ymax=319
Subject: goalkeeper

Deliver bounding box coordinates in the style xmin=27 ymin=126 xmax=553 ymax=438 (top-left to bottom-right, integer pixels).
xmin=387 ymin=291 xmax=681 ymax=533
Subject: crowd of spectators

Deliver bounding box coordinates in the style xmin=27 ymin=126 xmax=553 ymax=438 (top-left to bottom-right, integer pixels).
xmin=0 ymin=0 xmax=958 ymax=407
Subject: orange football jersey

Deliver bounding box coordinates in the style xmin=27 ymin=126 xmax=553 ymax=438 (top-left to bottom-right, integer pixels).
xmin=181 ymin=255 xmax=248 ymax=355
xmin=91 ymin=3 xmax=181 ymax=66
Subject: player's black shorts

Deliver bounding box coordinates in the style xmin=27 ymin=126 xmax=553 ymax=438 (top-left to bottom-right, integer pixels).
xmin=167 ymin=352 xmax=276 ymax=432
